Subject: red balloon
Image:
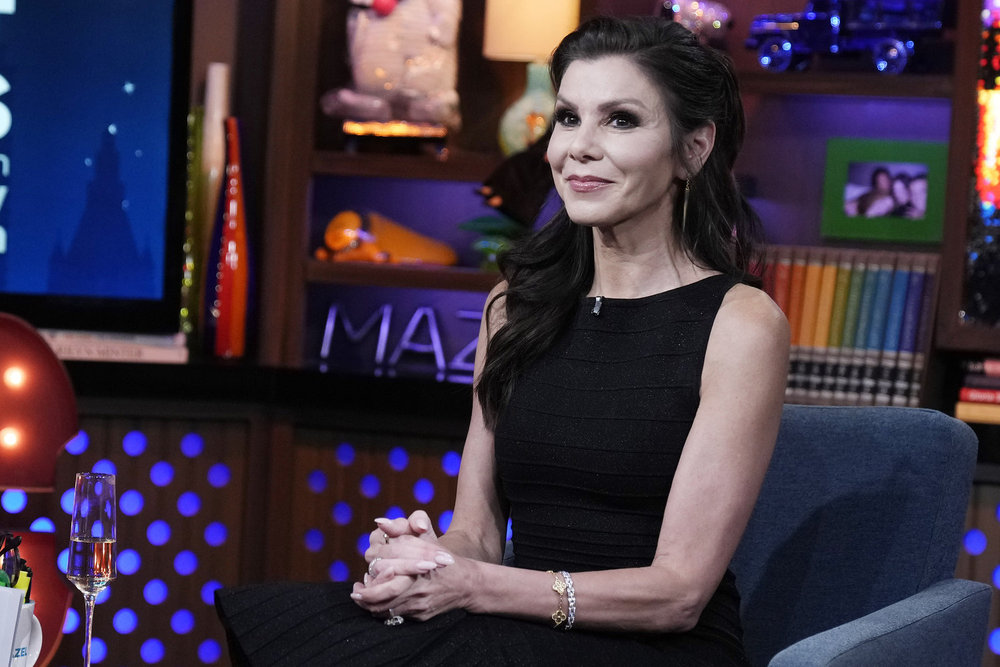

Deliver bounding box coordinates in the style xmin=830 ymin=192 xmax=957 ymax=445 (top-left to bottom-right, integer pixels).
xmin=0 ymin=313 xmax=78 ymax=491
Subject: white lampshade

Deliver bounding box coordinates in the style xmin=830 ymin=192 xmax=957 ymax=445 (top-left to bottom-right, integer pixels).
xmin=483 ymin=0 xmax=580 ymax=63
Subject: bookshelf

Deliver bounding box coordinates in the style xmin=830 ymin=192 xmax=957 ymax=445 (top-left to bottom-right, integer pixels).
xmin=762 ymin=246 xmax=939 ymax=407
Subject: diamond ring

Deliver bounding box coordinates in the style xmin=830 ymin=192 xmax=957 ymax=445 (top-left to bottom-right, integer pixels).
xmin=384 ymin=608 xmax=404 ymax=626
xmin=368 ymin=557 xmax=382 ymax=578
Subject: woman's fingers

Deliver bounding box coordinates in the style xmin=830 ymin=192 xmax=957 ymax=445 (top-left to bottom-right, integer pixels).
xmin=368 ymin=556 xmax=440 ymax=579
xmin=407 ymin=510 xmax=434 ymax=536
xmin=375 ymin=516 xmax=413 ymax=539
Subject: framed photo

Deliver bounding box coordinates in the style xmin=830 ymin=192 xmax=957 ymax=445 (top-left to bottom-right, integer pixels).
xmin=821 ymin=138 xmax=948 ymax=243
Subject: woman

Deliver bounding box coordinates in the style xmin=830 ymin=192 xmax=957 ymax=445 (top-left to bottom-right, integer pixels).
xmin=216 ymin=16 xmax=789 ymax=665
xmin=845 ymin=166 xmax=894 ymax=218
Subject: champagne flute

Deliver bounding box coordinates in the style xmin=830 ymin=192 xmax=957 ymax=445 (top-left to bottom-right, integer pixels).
xmin=67 ymin=472 xmax=116 ymax=667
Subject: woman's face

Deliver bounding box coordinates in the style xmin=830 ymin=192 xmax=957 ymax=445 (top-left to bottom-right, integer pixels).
xmin=547 ymin=56 xmax=683 ymax=230
xmin=874 ymin=170 xmax=892 ymax=192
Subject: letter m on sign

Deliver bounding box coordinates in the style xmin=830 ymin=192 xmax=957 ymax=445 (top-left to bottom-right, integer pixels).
xmin=319 ymin=304 xmax=393 ymax=367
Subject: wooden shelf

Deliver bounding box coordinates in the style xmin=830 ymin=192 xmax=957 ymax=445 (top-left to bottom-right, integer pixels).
xmin=311 ymin=150 xmax=502 ymax=182
xmin=738 ymin=71 xmax=953 ymax=98
xmin=304 ymin=259 xmax=500 ymax=292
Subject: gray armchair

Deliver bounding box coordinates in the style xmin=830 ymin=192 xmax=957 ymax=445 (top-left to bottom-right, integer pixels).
xmin=731 ymin=405 xmax=991 ymax=666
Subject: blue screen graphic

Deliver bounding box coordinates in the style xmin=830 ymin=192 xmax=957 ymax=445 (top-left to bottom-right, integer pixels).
xmin=0 ymin=2 xmax=175 ymax=300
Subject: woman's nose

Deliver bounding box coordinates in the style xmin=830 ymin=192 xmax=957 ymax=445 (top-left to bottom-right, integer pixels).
xmin=567 ymin=124 xmax=601 ymax=162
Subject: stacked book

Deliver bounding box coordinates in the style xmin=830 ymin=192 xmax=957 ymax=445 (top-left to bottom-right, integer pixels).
xmin=38 ymin=329 xmax=189 ymax=364
xmin=761 ymin=245 xmax=939 ymax=406
xmin=954 ymin=358 xmax=1000 ymax=424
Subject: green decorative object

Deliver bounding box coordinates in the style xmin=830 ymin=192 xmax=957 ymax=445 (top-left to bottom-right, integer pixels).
xmin=497 ymin=62 xmax=555 ymax=156
xmin=459 ymin=215 xmax=526 ymax=271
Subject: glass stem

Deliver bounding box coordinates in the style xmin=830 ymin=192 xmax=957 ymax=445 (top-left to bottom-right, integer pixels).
xmin=83 ymin=592 xmax=96 ymax=667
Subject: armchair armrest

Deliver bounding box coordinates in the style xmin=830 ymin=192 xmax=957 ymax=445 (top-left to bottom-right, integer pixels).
xmin=769 ymin=579 xmax=991 ymax=667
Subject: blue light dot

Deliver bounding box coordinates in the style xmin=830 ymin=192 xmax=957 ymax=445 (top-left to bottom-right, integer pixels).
xmin=385 ymin=506 xmax=406 ymax=520
xmin=89 ymin=637 xmax=107 ymax=663
xmin=990 ymin=628 xmax=1000 ymax=655
xmin=113 ymin=608 xmax=138 ymax=634
xmin=336 ymin=442 xmax=355 ymax=466
xmin=63 ymin=608 xmax=80 ymax=634
xmin=29 ymin=517 xmax=55 ymax=533
xmin=144 ymin=579 xmax=168 ymax=605
xmin=65 ymin=431 xmax=89 ymax=455
xmin=57 ymin=548 xmax=69 ymax=574
xmin=207 ymin=463 xmax=231 ymax=488
xmin=198 ymin=639 xmax=222 ymax=664
xmin=357 ymin=533 xmax=370 ymax=556
xmin=993 ymin=566 xmax=1000 ymax=589
xmin=308 ymin=470 xmax=328 ymax=493
xmin=180 ymin=433 xmax=204 ymax=457
xmin=441 ymin=451 xmax=461 ymax=477
xmin=177 ymin=491 xmax=201 ymax=517
xmin=360 ymin=474 xmax=381 ymax=499
xmin=965 ymin=528 xmax=988 ymax=556
xmin=150 ymin=461 xmax=174 ymax=487
xmin=147 ymin=520 xmax=171 ymax=546
xmin=96 ymin=587 xmax=112 ymax=605
xmin=332 ymin=502 xmax=352 ymax=525
xmin=60 ymin=488 xmax=75 ymax=514
xmin=122 ymin=431 xmax=147 ymax=456
xmin=506 ymin=518 xmax=513 ymax=542
xmin=329 ymin=560 xmax=350 ymax=582
xmin=201 ymin=581 xmax=222 ymax=606
xmin=204 ymin=522 xmax=227 ymax=547
xmin=305 ymin=529 xmax=324 ymax=552
xmin=119 ymin=490 xmax=144 ymax=516
xmin=438 ymin=510 xmax=453 ymax=534
xmin=141 ymin=638 xmax=165 ymax=663
xmin=1 ymin=489 xmax=27 ymax=513
xmin=413 ymin=479 xmax=434 ymax=504
xmin=91 ymin=459 xmax=116 ymax=475
xmin=388 ymin=447 xmax=409 ymax=471
xmin=171 ymin=609 xmax=195 ymax=634
xmin=174 ymin=550 xmax=198 ymax=576
xmin=118 ymin=549 xmax=141 ymax=575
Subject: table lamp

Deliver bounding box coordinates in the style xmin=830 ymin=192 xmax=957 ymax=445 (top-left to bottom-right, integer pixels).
xmin=483 ymin=0 xmax=579 ymax=155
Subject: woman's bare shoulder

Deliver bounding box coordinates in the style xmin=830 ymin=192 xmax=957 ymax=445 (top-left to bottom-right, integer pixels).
xmin=714 ymin=283 xmax=790 ymax=353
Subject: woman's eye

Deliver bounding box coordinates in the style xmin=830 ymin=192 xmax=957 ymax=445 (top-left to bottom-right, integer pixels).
xmin=553 ymin=108 xmax=578 ymax=126
xmin=608 ymin=112 xmax=639 ymax=129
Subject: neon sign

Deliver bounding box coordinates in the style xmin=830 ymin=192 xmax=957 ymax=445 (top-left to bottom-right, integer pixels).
xmin=318 ymin=302 xmax=481 ymax=384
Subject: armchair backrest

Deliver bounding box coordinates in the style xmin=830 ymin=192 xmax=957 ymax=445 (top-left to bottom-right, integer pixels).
xmin=731 ymin=405 xmax=978 ymax=666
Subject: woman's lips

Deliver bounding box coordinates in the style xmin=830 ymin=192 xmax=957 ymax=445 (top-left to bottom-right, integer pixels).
xmin=566 ymin=175 xmax=612 ymax=193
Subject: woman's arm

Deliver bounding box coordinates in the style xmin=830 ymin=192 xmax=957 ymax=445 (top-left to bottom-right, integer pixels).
xmin=357 ymin=284 xmax=789 ymax=632
xmin=358 ymin=284 xmax=510 ymax=577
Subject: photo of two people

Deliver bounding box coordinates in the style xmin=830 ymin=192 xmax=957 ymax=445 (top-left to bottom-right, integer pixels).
xmin=843 ymin=161 xmax=928 ymax=220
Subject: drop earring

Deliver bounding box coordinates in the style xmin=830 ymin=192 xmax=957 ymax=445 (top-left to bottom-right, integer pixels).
xmin=681 ymin=178 xmax=691 ymax=236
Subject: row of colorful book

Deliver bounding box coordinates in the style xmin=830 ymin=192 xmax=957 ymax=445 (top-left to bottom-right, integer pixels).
xmin=761 ymin=245 xmax=938 ymax=407
xmin=954 ymin=358 xmax=1000 ymax=424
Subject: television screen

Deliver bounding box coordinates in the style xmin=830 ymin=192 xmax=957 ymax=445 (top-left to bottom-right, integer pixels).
xmin=0 ymin=0 xmax=191 ymax=333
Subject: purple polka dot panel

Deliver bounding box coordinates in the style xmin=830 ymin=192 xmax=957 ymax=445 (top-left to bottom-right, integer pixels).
xmin=15 ymin=414 xmax=255 ymax=665
xmin=958 ymin=481 xmax=1000 ymax=660
xmin=289 ymin=429 xmax=462 ymax=588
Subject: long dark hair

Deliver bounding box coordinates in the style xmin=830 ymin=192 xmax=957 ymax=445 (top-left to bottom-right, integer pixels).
xmin=476 ymin=16 xmax=763 ymax=429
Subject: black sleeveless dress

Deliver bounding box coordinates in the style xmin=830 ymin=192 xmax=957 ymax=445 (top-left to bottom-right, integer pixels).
xmin=215 ymin=274 xmax=748 ymax=666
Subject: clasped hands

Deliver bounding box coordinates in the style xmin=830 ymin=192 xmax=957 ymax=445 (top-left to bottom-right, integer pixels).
xmin=351 ymin=510 xmax=463 ymax=622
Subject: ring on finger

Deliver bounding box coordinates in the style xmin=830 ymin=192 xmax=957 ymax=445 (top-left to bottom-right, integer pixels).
xmin=384 ymin=608 xmax=404 ymax=626
xmin=381 ymin=531 xmax=389 ymax=545
xmin=368 ymin=557 xmax=382 ymax=578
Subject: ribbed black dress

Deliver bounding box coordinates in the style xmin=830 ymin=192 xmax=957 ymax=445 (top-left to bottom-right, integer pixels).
xmin=215 ymin=274 xmax=748 ymax=666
